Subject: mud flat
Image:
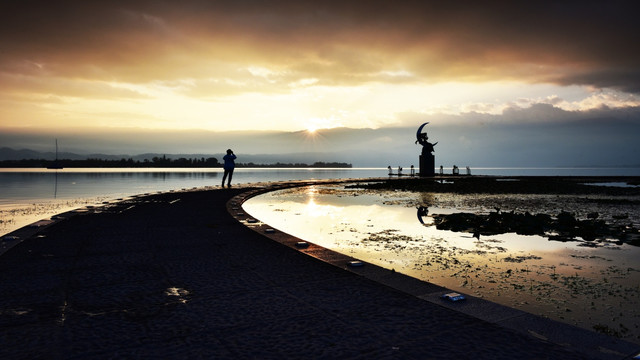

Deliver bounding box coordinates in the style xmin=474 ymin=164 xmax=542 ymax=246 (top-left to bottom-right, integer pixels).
xmin=353 ymin=176 xmax=640 ymax=343
xmin=245 ymin=176 xmax=640 ymax=344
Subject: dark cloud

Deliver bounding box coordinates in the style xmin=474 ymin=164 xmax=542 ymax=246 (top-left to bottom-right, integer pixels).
xmin=1 ymin=0 xmax=638 ymax=92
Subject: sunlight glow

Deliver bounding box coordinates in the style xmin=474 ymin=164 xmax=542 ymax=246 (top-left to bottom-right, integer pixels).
xmin=4 ymin=75 xmax=638 ymax=132
xmin=302 ymin=200 xmax=348 ymax=227
xmin=302 ymin=116 xmax=343 ymax=134
xmin=1 ymin=1 xmax=637 ymax=141
xmin=303 ymin=187 xmax=344 ymax=218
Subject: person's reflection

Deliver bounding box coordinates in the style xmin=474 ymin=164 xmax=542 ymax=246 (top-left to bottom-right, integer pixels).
xmin=417 ymin=206 xmax=429 ymax=225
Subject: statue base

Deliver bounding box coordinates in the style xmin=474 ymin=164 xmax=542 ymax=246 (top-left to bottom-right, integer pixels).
xmin=419 ymin=154 xmax=435 ymax=177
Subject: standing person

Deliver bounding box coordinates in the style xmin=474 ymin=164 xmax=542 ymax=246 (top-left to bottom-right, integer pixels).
xmin=222 ymin=149 xmax=236 ymax=187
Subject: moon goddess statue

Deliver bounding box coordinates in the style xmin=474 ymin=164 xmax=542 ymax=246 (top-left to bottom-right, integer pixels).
xmin=415 ymin=122 xmax=437 ymax=155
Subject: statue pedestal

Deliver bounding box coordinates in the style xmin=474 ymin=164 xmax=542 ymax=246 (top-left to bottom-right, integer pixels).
xmin=419 ymin=154 xmax=435 ymax=177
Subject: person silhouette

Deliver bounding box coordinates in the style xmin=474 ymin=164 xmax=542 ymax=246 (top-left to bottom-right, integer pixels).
xmin=221 ymin=149 xmax=236 ymax=187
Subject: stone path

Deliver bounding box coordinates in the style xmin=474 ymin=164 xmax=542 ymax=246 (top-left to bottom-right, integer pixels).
xmin=1 ymin=186 xmax=638 ymax=359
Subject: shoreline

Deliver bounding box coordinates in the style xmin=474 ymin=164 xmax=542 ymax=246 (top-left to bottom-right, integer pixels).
xmin=1 ymin=177 xmax=639 ymax=358
xmin=235 ymin=177 xmax=640 ymax=345
xmin=258 ymin=176 xmax=640 ymax=340
xmin=3 ymin=174 xmax=639 ymax=256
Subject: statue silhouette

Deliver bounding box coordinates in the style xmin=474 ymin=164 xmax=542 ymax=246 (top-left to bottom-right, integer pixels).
xmin=415 ymin=122 xmax=437 ymax=156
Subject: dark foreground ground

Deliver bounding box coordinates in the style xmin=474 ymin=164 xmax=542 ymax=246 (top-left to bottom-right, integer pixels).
xmin=1 ymin=182 xmax=639 ymax=359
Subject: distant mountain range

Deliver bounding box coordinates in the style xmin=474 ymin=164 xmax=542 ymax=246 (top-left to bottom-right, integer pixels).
xmin=0 ymin=147 xmax=92 ymax=161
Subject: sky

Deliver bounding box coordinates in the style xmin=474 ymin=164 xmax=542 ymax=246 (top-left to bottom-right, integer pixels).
xmin=1 ymin=1 xmax=639 ymax=165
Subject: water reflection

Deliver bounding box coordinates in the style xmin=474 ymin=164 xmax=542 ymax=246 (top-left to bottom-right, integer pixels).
xmin=0 ymin=170 xmax=221 ymax=205
xmin=0 ymin=168 xmax=387 ymax=239
xmin=417 ymin=206 xmax=428 ymax=225
xmin=304 ymin=188 xmax=343 ymax=219
xmin=0 ymin=168 xmax=387 ymax=206
xmin=54 ymin=170 xmax=58 ymax=198
xmin=244 ymin=184 xmax=640 ymax=343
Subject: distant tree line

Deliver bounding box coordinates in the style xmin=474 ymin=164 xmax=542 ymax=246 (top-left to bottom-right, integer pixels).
xmin=0 ymin=156 xmax=219 ymax=168
xmin=235 ymin=161 xmax=352 ymax=168
xmin=0 ymin=157 xmax=352 ymax=168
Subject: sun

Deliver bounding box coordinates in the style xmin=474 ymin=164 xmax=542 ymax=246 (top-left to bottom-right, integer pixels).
xmin=302 ymin=117 xmax=342 ymax=134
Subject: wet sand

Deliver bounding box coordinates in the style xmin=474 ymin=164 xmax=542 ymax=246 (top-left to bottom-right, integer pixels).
xmin=1 ymin=180 xmax=639 ymax=359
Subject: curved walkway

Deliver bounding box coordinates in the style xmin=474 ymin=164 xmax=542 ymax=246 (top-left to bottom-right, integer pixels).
xmin=1 ymin=182 xmax=638 ymax=359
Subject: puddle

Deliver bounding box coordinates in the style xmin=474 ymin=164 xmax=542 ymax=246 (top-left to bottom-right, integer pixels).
xmin=165 ymin=287 xmax=190 ymax=304
xmin=585 ymin=182 xmax=639 ymax=188
xmin=244 ymin=184 xmax=640 ymax=344
xmin=0 ymin=197 xmax=110 ymax=239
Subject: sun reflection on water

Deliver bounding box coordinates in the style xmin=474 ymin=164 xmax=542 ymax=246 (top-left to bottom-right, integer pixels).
xmin=244 ymin=184 xmax=640 ymax=343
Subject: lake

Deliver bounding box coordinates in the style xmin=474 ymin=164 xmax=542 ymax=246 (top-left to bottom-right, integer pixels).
xmin=0 ymin=168 xmax=381 ymax=205
xmin=243 ymin=183 xmax=640 ymax=343
xmin=0 ymin=167 xmax=384 ymax=237
xmin=2 ymin=166 xmax=639 ymax=205
xmin=1 ymin=167 xmax=639 ymax=238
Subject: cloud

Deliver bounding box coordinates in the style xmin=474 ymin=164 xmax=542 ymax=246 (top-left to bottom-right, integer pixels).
xmin=0 ymin=72 xmax=151 ymax=100
xmin=2 ymin=1 xmax=640 ymax=135
xmin=1 ymin=1 xmax=638 ymax=92
xmin=396 ymin=100 xmax=640 ymax=133
xmin=3 ymin=104 xmax=639 ymax=167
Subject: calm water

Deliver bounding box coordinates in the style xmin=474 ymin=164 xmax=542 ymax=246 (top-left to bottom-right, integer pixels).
xmin=244 ymin=184 xmax=640 ymax=343
xmin=2 ymin=166 xmax=639 ymax=239
xmin=0 ymin=168 xmax=385 ymax=237
xmin=2 ymin=167 xmax=639 ymax=206
xmin=0 ymin=168 xmax=384 ymax=206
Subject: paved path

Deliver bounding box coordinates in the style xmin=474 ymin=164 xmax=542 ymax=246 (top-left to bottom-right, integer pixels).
xmin=1 ymin=186 xmax=638 ymax=359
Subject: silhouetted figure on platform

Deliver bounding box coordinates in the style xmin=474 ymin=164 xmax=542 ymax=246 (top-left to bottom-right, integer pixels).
xmin=416 ymin=122 xmax=438 ymax=176
xmin=222 ymin=149 xmax=236 ymax=187
xmin=415 ymin=132 xmax=437 ymax=156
